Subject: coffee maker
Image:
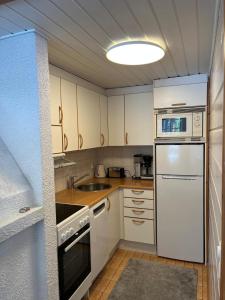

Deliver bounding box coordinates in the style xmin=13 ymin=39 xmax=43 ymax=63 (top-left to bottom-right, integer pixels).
xmin=133 ymin=154 xmax=153 ymax=179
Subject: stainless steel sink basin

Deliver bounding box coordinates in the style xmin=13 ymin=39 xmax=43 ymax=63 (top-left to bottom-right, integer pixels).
xmin=77 ymin=182 xmax=112 ymax=192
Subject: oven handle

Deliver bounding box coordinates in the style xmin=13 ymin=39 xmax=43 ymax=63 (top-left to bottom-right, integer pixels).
xmin=64 ymin=227 xmax=91 ymax=253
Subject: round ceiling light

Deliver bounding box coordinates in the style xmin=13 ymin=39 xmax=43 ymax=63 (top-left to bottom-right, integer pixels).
xmin=106 ymin=41 xmax=165 ymax=65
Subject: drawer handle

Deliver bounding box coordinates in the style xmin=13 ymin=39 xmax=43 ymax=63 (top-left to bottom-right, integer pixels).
xmin=131 ymin=190 xmax=144 ymax=194
xmin=132 ymin=219 xmax=145 ymax=225
xmin=132 ymin=200 xmax=144 ymax=205
xmin=132 ymin=209 xmax=145 ymax=215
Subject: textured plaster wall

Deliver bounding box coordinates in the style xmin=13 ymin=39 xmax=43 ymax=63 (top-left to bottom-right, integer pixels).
xmin=0 ymin=31 xmax=59 ymax=300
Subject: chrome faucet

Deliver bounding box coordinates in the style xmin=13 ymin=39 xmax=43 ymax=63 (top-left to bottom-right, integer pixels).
xmin=68 ymin=174 xmax=89 ymax=189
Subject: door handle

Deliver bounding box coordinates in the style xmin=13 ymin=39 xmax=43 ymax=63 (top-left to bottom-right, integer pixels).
xmin=100 ymin=133 xmax=104 ymax=146
xmin=132 ymin=219 xmax=145 ymax=225
xmin=161 ymin=175 xmax=198 ymax=180
xmin=79 ymin=134 xmax=83 ymax=149
xmin=132 ymin=200 xmax=145 ymax=205
xmin=107 ymin=198 xmax=111 ymax=211
xmin=59 ymin=106 xmax=63 ymax=124
xmin=125 ymin=132 xmax=128 ymax=145
xmin=64 ymin=133 xmax=68 ymax=150
xmin=132 ymin=209 xmax=145 ymax=215
xmin=131 ymin=190 xmax=144 ymax=194
xmin=64 ymin=228 xmax=90 ymax=253
xmin=171 ymin=102 xmax=187 ymax=106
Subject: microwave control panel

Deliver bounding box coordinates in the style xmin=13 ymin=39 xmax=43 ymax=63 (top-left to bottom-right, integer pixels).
xmin=192 ymin=112 xmax=203 ymax=137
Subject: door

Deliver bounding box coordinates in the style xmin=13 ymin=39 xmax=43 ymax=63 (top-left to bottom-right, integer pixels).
xmin=106 ymin=191 xmax=120 ymax=256
xmin=61 ymin=79 xmax=78 ymax=152
xmin=100 ymin=95 xmax=108 ymax=147
xmin=156 ymin=175 xmax=204 ymax=262
xmin=108 ymin=95 xmax=124 ymax=146
xmin=49 ymin=74 xmax=62 ymax=125
xmin=51 ymin=126 xmax=62 ymax=154
xmin=125 ymin=92 xmax=153 ymax=145
xmin=156 ymin=144 xmax=204 ymax=175
xmin=77 ymin=86 xmax=101 ymax=149
xmin=90 ymin=199 xmax=108 ymax=281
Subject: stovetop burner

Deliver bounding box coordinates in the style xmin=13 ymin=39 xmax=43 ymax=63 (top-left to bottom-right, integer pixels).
xmin=55 ymin=203 xmax=85 ymax=224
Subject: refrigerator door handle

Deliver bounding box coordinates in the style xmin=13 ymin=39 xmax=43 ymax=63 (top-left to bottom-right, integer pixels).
xmin=161 ymin=175 xmax=200 ymax=180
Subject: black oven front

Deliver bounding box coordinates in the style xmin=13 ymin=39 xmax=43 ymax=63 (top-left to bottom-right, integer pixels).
xmin=58 ymin=223 xmax=91 ymax=300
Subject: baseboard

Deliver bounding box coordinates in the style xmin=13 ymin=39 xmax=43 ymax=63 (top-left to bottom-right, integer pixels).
xmin=119 ymin=239 xmax=157 ymax=254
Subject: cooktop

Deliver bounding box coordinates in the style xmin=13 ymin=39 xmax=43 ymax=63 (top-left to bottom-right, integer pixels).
xmin=55 ymin=203 xmax=85 ymax=224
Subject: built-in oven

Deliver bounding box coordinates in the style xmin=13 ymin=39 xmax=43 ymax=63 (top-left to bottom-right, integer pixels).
xmin=58 ymin=223 xmax=91 ymax=300
xmin=56 ymin=203 xmax=92 ymax=300
xmin=155 ymin=108 xmax=206 ymax=140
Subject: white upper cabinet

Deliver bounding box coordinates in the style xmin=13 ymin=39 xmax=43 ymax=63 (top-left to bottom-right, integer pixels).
xmin=154 ymin=81 xmax=207 ymax=109
xmin=61 ymin=79 xmax=78 ymax=152
xmin=51 ymin=126 xmax=62 ymax=154
xmin=100 ymin=95 xmax=108 ymax=147
xmin=108 ymin=95 xmax=125 ymax=146
xmin=125 ymin=92 xmax=153 ymax=145
xmin=49 ymin=74 xmax=62 ymax=125
xmin=77 ymin=86 xmax=101 ymax=150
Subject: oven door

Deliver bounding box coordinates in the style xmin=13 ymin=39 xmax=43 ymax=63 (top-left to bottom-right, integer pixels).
xmin=156 ymin=113 xmax=193 ymax=138
xmin=58 ymin=224 xmax=91 ymax=300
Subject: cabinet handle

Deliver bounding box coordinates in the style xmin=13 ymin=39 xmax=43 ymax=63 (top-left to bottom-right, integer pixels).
xmin=132 ymin=219 xmax=145 ymax=225
xmin=107 ymin=198 xmax=111 ymax=211
xmin=131 ymin=190 xmax=144 ymax=194
xmin=59 ymin=106 xmax=63 ymax=124
xmin=132 ymin=209 xmax=145 ymax=215
xmin=125 ymin=132 xmax=128 ymax=145
xmin=100 ymin=133 xmax=104 ymax=146
xmin=64 ymin=133 xmax=68 ymax=150
xmin=171 ymin=102 xmax=187 ymax=106
xmin=79 ymin=134 xmax=83 ymax=149
xmin=132 ymin=200 xmax=144 ymax=205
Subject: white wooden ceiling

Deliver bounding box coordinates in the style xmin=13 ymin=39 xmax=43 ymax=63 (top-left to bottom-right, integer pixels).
xmin=0 ymin=0 xmax=217 ymax=88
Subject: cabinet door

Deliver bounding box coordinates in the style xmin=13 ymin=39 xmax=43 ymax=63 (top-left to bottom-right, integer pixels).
xmin=61 ymin=79 xmax=78 ymax=152
xmin=108 ymin=96 xmax=124 ymax=146
xmin=49 ymin=74 xmax=62 ymax=125
xmin=51 ymin=126 xmax=62 ymax=154
xmin=77 ymin=86 xmax=100 ymax=149
xmin=107 ymin=191 xmax=120 ymax=256
xmin=100 ymin=95 xmax=108 ymax=147
xmin=125 ymin=92 xmax=153 ymax=145
xmin=153 ymin=83 xmax=207 ymax=108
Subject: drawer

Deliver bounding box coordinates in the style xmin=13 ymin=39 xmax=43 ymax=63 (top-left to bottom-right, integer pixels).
xmin=124 ymin=198 xmax=154 ymax=209
xmin=124 ymin=217 xmax=154 ymax=244
xmin=123 ymin=188 xmax=153 ymax=199
xmin=124 ymin=207 xmax=154 ymax=219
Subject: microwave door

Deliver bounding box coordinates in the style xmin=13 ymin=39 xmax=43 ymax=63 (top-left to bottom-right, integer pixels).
xmin=157 ymin=113 xmax=192 ymax=138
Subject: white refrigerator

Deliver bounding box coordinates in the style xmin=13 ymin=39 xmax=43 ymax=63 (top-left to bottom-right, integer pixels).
xmin=156 ymin=144 xmax=204 ymax=263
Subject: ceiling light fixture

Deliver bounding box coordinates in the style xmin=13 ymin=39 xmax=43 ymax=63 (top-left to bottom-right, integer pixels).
xmin=106 ymin=41 xmax=165 ymax=65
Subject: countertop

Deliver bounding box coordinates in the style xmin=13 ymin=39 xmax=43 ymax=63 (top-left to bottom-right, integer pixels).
xmin=55 ymin=177 xmax=154 ymax=207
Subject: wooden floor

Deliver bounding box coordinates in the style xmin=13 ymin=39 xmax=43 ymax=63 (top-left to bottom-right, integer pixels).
xmin=89 ymin=248 xmax=208 ymax=300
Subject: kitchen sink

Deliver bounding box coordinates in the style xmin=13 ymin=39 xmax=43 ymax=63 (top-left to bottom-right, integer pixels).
xmin=77 ymin=183 xmax=112 ymax=192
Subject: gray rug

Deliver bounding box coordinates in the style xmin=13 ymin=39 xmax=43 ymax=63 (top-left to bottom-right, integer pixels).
xmin=109 ymin=259 xmax=197 ymax=300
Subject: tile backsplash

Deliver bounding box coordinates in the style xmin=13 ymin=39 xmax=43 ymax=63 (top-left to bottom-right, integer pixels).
xmin=54 ymin=146 xmax=153 ymax=192
xmin=96 ymin=146 xmax=153 ymax=177
xmin=54 ymin=148 xmax=97 ymax=192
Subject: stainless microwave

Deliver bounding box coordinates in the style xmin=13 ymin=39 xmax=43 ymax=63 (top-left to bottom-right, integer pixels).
xmin=155 ymin=108 xmax=206 ymax=140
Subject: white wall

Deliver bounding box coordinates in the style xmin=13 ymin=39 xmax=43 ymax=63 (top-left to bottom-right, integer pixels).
xmin=208 ymin=1 xmax=224 ymax=299
xmin=0 ymin=31 xmax=58 ymax=300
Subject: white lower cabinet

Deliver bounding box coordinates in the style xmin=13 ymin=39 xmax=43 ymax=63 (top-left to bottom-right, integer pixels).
xmin=106 ymin=190 xmax=120 ymax=256
xmin=90 ymin=199 xmax=108 ymax=281
xmin=124 ymin=218 xmax=154 ymax=244
xmin=123 ymin=188 xmax=155 ymax=245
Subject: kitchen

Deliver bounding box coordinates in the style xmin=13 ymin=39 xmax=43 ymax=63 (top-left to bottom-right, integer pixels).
xmin=0 ymin=1 xmax=223 ymax=300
